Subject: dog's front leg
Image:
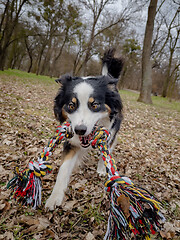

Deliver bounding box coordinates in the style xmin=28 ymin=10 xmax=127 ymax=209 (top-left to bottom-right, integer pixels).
xmin=45 ymin=145 xmax=79 ymax=211
xmin=97 ymin=158 xmax=106 ymax=176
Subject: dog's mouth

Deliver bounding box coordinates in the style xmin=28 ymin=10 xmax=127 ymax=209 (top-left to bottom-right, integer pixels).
xmin=79 ymin=134 xmax=93 ymax=148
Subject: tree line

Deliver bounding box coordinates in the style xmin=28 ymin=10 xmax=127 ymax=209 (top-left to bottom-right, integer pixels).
xmin=0 ymin=0 xmax=179 ymax=102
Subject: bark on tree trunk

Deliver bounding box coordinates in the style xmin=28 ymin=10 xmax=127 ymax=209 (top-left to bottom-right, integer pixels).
xmin=138 ymin=0 xmax=158 ymax=104
xmin=49 ymin=35 xmax=67 ymax=78
xmin=81 ymin=27 xmax=95 ymax=76
xmin=162 ymin=51 xmax=173 ymax=97
xmin=162 ymin=29 xmax=179 ymax=98
xmin=36 ymin=47 xmax=45 ymax=75
xmin=24 ymin=38 xmax=33 ymax=73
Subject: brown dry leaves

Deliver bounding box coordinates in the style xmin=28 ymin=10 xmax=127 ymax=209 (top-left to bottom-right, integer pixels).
xmin=117 ymin=194 xmax=130 ymax=218
xmin=0 ymin=74 xmax=180 ymax=239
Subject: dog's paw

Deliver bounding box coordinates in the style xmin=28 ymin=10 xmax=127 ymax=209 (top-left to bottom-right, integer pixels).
xmin=97 ymin=169 xmax=106 ymax=176
xmin=97 ymin=159 xmax=106 ymax=176
xmin=45 ymin=194 xmax=64 ymax=211
xmin=97 ymin=167 xmax=106 ymax=176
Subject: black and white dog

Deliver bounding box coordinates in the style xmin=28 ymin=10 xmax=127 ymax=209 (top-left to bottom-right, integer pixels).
xmin=45 ymin=49 xmax=123 ymax=210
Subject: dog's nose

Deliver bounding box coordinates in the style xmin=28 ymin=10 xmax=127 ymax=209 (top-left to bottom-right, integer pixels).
xmin=74 ymin=125 xmax=87 ymax=135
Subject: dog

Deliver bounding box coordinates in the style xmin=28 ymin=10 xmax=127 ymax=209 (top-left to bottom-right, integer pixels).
xmin=45 ymin=49 xmax=123 ymax=210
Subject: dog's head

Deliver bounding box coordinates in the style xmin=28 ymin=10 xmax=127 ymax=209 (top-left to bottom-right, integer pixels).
xmin=54 ymin=75 xmax=122 ymax=147
xmin=54 ymin=49 xmax=123 ymax=147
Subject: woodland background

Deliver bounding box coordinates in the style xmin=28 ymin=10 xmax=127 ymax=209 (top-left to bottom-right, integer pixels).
xmin=0 ymin=0 xmax=180 ymax=239
xmin=0 ymin=0 xmax=180 ymax=100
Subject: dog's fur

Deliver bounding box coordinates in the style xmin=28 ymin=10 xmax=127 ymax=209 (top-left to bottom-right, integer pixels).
xmin=45 ymin=49 xmax=123 ymax=210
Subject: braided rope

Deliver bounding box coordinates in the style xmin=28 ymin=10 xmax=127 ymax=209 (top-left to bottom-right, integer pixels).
xmin=28 ymin=121 xmax=73 ymax=177
xmin=91 ymin=126 xmax=165 ymax=240
xmin=7 ymin=121 xmax=72 ymax=208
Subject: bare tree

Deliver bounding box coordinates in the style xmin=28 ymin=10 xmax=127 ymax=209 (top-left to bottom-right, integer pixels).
xmin=0 ymin=0 xmax=29 ymax=70
xmin=138 ymin=0 xmax=158 ymax=104
xmin=78 ymin=0 xmax=131 ymax=76
xmin=151 ymin=1 xmax=180 ymax=98
xmin=161 ymin=6 xmax=180 ymax=97
xmin=163 ymin=29 xmax=180 ymax=98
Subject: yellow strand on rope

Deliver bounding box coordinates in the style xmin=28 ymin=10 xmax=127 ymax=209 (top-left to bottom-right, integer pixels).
xmin=128 ymin=186 xmax=160 ymax=210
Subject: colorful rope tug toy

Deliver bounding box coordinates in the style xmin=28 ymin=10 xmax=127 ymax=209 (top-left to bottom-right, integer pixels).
xmin=7 ymin=122 xmax=165 ymax=240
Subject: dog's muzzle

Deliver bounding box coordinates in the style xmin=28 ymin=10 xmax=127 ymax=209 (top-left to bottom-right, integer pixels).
xmin=79 ymin=134 xmax=93 ymax=148
xmin=74 ymin=124 xmax=99 ymax=148
xmin=74 ymin=125 xmax=87 ymax=136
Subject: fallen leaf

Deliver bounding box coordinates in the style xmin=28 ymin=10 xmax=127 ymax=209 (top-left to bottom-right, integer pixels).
xmin=86 ymin=232 xmax=95 ymax=240
xmin=0 ymin=200 xmax=6 ymax=211
xmin=45 ymin=229 xmax=55 ymax=238
xmin=117 ymin=194 xmax=130 ymax=218
xmin=2 ymin=139 xmax=11 ymax=146
xmin=0 ymin=200 xmax=11 ymax=213
xmin=63 ymin=200 xmax=77 ymax=211
xmin=3 ymin=232 xmax=14 ymax=240
xmin=17 ymin=215 xmax=39 ymax=226
xmin=0 ymin=165 xmax=8 ymax=176
xmin=37 ymin=217 xmax=50 ymax=231
xmin=160 ymin=230 xmax=175 ymax=240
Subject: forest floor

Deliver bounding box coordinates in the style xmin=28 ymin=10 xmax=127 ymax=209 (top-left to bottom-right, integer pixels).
xmin=0 ymin=69 xmax=179 ymax=240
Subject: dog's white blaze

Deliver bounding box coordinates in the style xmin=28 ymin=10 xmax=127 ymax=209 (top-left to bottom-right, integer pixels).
xmin=68 ymin=81 xmax=107 ymax=135
xmin=102 ymin=64 xmax=108 ymax=76
xmin=74 ymin=81 xmax=94 ymax=102
xmin=81 ymin=76 xmax=94 ymax=80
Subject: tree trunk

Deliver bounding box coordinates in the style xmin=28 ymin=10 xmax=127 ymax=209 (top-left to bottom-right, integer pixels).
xmin=40 ymin=40 xmax=52 ymax=75
xmin=138 ymin=0 xmax=158 ymax=104
xmin=162 ymin=51 xmax=173 ymax=97
xmin=24 ymin=38 xmax=33 ymax=73
xmin=81 ymin=26 xmax=95 ymax=76
xmin=36 ymin=46 xmax=45 ymax=75
xmin=0 ymin=51 xmax=6 ymax=70
xmin=49 ymin=33 xmax=68 ymax=77
xmin=162 ymin=29 xmax=179 ymax=98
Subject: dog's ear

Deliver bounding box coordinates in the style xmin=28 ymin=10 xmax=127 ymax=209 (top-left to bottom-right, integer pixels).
xmin=102 ymin=48 xmax=124 ymax=79
xmin=55 ymin=74 xmax=72 ymax=84
xmin=54 ymin=89 xmax=68 ymax=123
xmin=102 ymin=75 xmax=118 ymax=92
xmin=106 ymin=76 xmax=118 ymax=86
xmin=54 ymin=74 xmax=73 ymax=122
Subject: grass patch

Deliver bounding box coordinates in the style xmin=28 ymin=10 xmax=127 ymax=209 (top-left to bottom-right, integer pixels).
xmin=0 ymin=68 xmax=56 ymax=85
xmin=152 ymin=95 xmax=180 ymax=112
xmin=119 ymin=90 xmax=138 ymax=102
xmin=120 ymin=89 xmax=180 ymax=112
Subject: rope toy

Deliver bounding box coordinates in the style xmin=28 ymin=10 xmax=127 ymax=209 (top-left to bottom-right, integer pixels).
xmin=7 ymin=122 xmax=73 ymax=209
xmin=91 ymin=127 xmax=165 ymax=240
xmin=7 ymin=122 xmax=165 ymax=239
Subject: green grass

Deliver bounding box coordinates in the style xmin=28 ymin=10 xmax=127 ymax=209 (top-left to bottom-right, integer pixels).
xmin=119 ymin=90 xmax=139 ymax=101
xmin=120 ymin=89 xmax=180 ymax=112
xmin=152 ymin=95 xmax=180 ymax=112
xmin=0 ymin=68 xmax=56 ymax=85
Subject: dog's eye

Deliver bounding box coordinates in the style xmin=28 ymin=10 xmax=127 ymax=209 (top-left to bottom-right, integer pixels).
xmin=90 ymin=102 xmax=100 ymax=111
xmin=68 ymin=102 xmax=75 ymax=111
xmin=92 ymin=103 xmax=99 ymax=109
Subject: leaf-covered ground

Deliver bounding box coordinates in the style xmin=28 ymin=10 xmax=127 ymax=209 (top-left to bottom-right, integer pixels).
xmin=0 ymin=70 xmax=179 ymax=240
